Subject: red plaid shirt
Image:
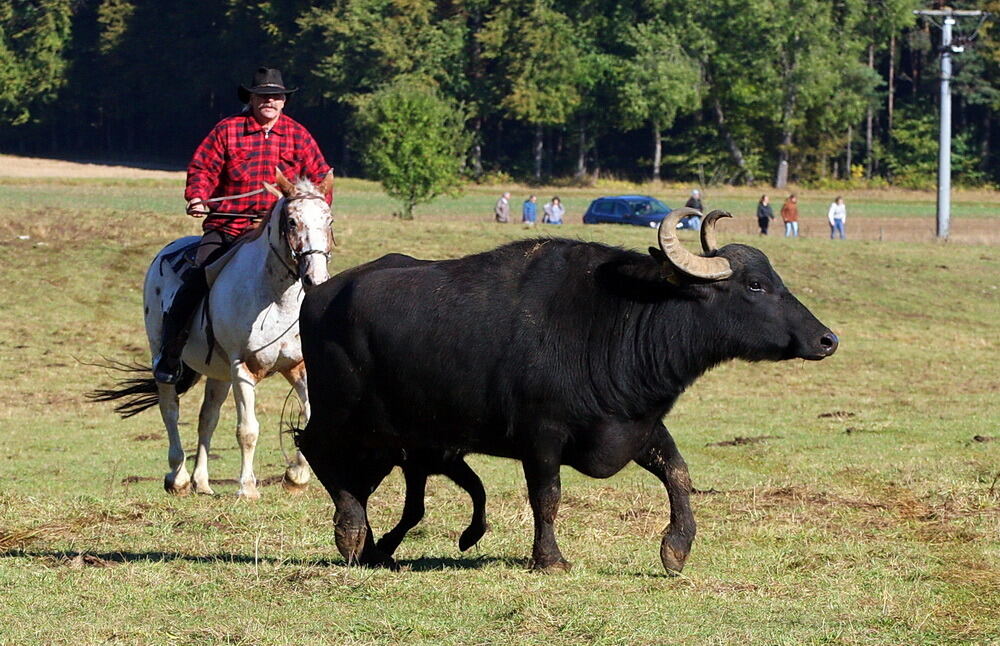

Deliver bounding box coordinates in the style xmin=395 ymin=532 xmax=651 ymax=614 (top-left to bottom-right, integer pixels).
xmin=185 ymin=112 xmax=332 ymax=236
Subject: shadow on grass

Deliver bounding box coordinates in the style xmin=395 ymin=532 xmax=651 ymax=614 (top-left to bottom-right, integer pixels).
xmin=1 ymin=549 xmax=523 ymax=572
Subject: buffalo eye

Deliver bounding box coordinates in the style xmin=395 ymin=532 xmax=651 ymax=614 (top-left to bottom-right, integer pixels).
xmin=748 ymin=279 xmax=765 ymax=293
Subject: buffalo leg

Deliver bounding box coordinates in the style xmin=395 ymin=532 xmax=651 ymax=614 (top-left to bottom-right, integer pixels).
xmin=444 ymin=457 xmax=489 ymax=552
xmin=523 ymin=453 xmax=570 ymax=571
xmin=375 ymin=465 xmax=429 ymax=557
xmin=306 ymin=437 xmax=396 ymax=568
xmin=376 ymin=455 xmax=488 ymax=556
xmin=635 ymin=424 xmax=696 ymax=573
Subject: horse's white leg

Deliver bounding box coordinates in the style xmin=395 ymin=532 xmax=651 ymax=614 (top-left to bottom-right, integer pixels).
xmin=158 ymin=383 xmax=191 ymax=495
xmin=192 ymin=378 xmax=231 ymax=495
xmin=281 ymin=362 xmax=311 ymax=492
xmin=231 ymin=361 xmax=261 ymax=500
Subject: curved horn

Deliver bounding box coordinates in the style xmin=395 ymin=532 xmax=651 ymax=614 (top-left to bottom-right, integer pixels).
xmin=700 ymin=210 xmax=732 ymax=253
xmin=658 ymin=208 xmax=733 ymax=281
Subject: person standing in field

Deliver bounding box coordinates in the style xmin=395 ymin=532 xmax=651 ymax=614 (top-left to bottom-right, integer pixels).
xmin=152 ymin=66 xmax=332 ymax=384
xmin=828 ymin=196 xmax=847 ymax=239
xmin=542 ymin=196 xmax=565 ymax=225
xmin=680 ymin=188 xmax=703 ymax=230
xmin=781 ymin=194 xmax=799 ymax=238
xmin=756 ymin=194 xmax=774 ymax=235
xmin=495 ymin=191 xmax=511 ymax=223
xmin=522 ymin=194 xmax=538 ymax=227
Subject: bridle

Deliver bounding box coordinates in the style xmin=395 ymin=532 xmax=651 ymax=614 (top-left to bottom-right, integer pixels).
xmin=268 ymin=192 xmax=331 ymax=280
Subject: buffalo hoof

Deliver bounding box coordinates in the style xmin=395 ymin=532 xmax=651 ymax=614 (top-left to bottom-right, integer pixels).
xmin=163 ymin=473 xmax=191 ymax=496
xmin=374 ymin=532 xmax=404 ymax=558
xmin=530 ymin=557 xmax=572 ymax=573
xmin=335 ymin=524 xmax=368 ymax=565
xmin=660 ymin=534 xmax=690 ymax=574
xmin=458 ymin=522 xmax=490 ymax=552
xmin=364 ymin=552 xmax=400 ymax=571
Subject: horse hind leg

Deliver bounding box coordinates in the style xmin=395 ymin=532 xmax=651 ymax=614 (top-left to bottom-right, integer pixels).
xmin=158 ymin=382 xmax=191 ymax=495
xmin=191 ymin=378 xmax=231 ymax=495
xmin=281 ymin=363 xmax=311 ymax=493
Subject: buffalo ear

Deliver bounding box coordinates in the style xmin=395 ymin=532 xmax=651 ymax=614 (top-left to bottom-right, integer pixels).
xmin=649 ymin=247 xmax=681 ymax=285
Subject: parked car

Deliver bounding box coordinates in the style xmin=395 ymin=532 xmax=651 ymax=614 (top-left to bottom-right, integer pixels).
xmin=581 ymin=195 xmax=672 ymax=228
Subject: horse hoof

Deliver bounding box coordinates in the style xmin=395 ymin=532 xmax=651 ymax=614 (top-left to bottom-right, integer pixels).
xmin=281 ymin=474 xmax=309 ymax=495
xmin=164 ymin=474 xmax=191 ymax=496
xmin=193 ymin=484 xmax=215 ymax=495
xmin=236 ymin=486 xmax=261 ymax=500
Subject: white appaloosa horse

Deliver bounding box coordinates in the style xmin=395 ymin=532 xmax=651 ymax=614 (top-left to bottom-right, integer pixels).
xmin=92 ymin=170 xmax=334 ymax=498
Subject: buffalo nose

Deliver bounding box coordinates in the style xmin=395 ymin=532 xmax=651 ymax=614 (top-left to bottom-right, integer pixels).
xmin=819 ymin=332 xmax=839 ymax=356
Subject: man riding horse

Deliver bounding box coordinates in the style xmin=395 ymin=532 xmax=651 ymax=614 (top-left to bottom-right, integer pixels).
xmin=153 ymin=66 xmax=333 ymax=384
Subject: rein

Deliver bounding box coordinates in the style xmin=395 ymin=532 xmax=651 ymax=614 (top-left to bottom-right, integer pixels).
xmin=193 ymin=188 xmax=268 ymax=220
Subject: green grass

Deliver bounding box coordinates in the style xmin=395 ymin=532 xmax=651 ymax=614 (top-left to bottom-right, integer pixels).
xmin=0 ymin=180 xmax=998 ymax=645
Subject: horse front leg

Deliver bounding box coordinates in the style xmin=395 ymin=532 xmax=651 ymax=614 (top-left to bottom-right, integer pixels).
xmin=231 ymin=361 xmax=262 ymax=499
xmin=191 ymin=378 xmax=231 ymax=495
xmin=157 ymin=382 xmax=190 ymax=495
xmin=280 ymin=362 xmax=311 ymax=492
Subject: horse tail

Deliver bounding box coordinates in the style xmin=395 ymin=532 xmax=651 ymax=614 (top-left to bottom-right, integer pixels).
xmin=86 ymin=358 xmax=202 ymax=418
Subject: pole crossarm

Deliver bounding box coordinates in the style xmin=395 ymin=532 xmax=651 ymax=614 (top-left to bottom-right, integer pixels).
xmin=913 ymin=10 xmax=986 ymax=17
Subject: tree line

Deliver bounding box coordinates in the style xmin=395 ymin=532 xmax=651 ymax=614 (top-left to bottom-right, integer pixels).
xmin=3 ymin=0 xmax=1000 ymax=188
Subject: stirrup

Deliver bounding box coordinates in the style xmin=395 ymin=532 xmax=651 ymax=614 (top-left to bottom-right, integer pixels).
xmin=152 ymin=352 xmax=183 ymax=385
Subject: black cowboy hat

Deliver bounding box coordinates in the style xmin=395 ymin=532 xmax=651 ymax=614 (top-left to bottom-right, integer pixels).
xmin=237 ymin=67 xmax=298 ymax=103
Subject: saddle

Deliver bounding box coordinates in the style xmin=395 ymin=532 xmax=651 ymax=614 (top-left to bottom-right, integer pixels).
xmin=157 ymin=236 xmax=248 ymax=367
xmin=157 ymin=236 xmax=248 ymax=288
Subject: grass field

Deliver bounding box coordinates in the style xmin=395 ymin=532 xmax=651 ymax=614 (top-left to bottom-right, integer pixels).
xmin=0 ymin=175 xmax=998 ymax=645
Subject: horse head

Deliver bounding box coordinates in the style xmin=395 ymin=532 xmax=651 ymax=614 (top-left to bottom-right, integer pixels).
xmin=266 ymin=168 xmax=335 ymax=289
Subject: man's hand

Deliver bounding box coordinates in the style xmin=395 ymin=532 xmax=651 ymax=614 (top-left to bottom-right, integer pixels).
xmin=186 ymin=198 xmax=209 ymax=217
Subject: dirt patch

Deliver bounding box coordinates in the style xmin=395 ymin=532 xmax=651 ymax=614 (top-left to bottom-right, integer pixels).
xmin=706 ymin=435 xmax=781 ymax=447
xmin=0 ymin=154 xmax=184 ymax=179
xmin=63 ymin=553 xmax=117 ymax=568
xmin=818 ymin=411 xmax=856 ymax=419
xmin=972 ymin=435 xmax=997 ymax=443
xmin=131 ymin=433 xmax=164 ymax=442
xmin=120 ymin=473 xmax=286 ymax=487
xmin=0 ymin=523 xmax=73 ymax=553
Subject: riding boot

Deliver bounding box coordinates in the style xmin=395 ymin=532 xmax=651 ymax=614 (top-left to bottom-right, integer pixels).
xmin=153 ymin=269 xmax=209 ymax=384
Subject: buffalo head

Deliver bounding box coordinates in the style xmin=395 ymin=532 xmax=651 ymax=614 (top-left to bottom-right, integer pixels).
xmin=654 ymin=209 xmax=839 ymax=362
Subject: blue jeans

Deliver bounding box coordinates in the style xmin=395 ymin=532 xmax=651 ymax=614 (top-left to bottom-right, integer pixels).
xmin=678 ymin=215 xmax=702 ymax=230
xmin=784 ymin=221 xmax=799 ymax=237
xmin=830 ymin=219 xmax=845 ymax=239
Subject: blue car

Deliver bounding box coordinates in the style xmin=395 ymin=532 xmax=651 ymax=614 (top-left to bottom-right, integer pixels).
xmin=582 ymin=195 xmax=674 ymax=228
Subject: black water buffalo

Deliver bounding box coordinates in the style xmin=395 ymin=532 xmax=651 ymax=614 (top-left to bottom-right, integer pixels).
xmin=297 ymin=209 xmax=838 ymax=573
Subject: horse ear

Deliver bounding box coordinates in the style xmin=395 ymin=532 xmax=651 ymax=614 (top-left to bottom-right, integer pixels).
xmin=263 ymin=182 xmax=282 ymax=199
xmin=274 ymin=168 xmax=295 ymax=195
xmin=318 ymin=170 xmax=334 ymax=198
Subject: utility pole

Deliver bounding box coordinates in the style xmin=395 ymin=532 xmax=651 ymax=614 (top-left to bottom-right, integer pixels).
xmin=914 ymin=8 xmax=987 ymax=239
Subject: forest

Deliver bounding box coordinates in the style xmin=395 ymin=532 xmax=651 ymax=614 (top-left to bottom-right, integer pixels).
xmin=2 ymin=0 xmax=999 ymax=187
